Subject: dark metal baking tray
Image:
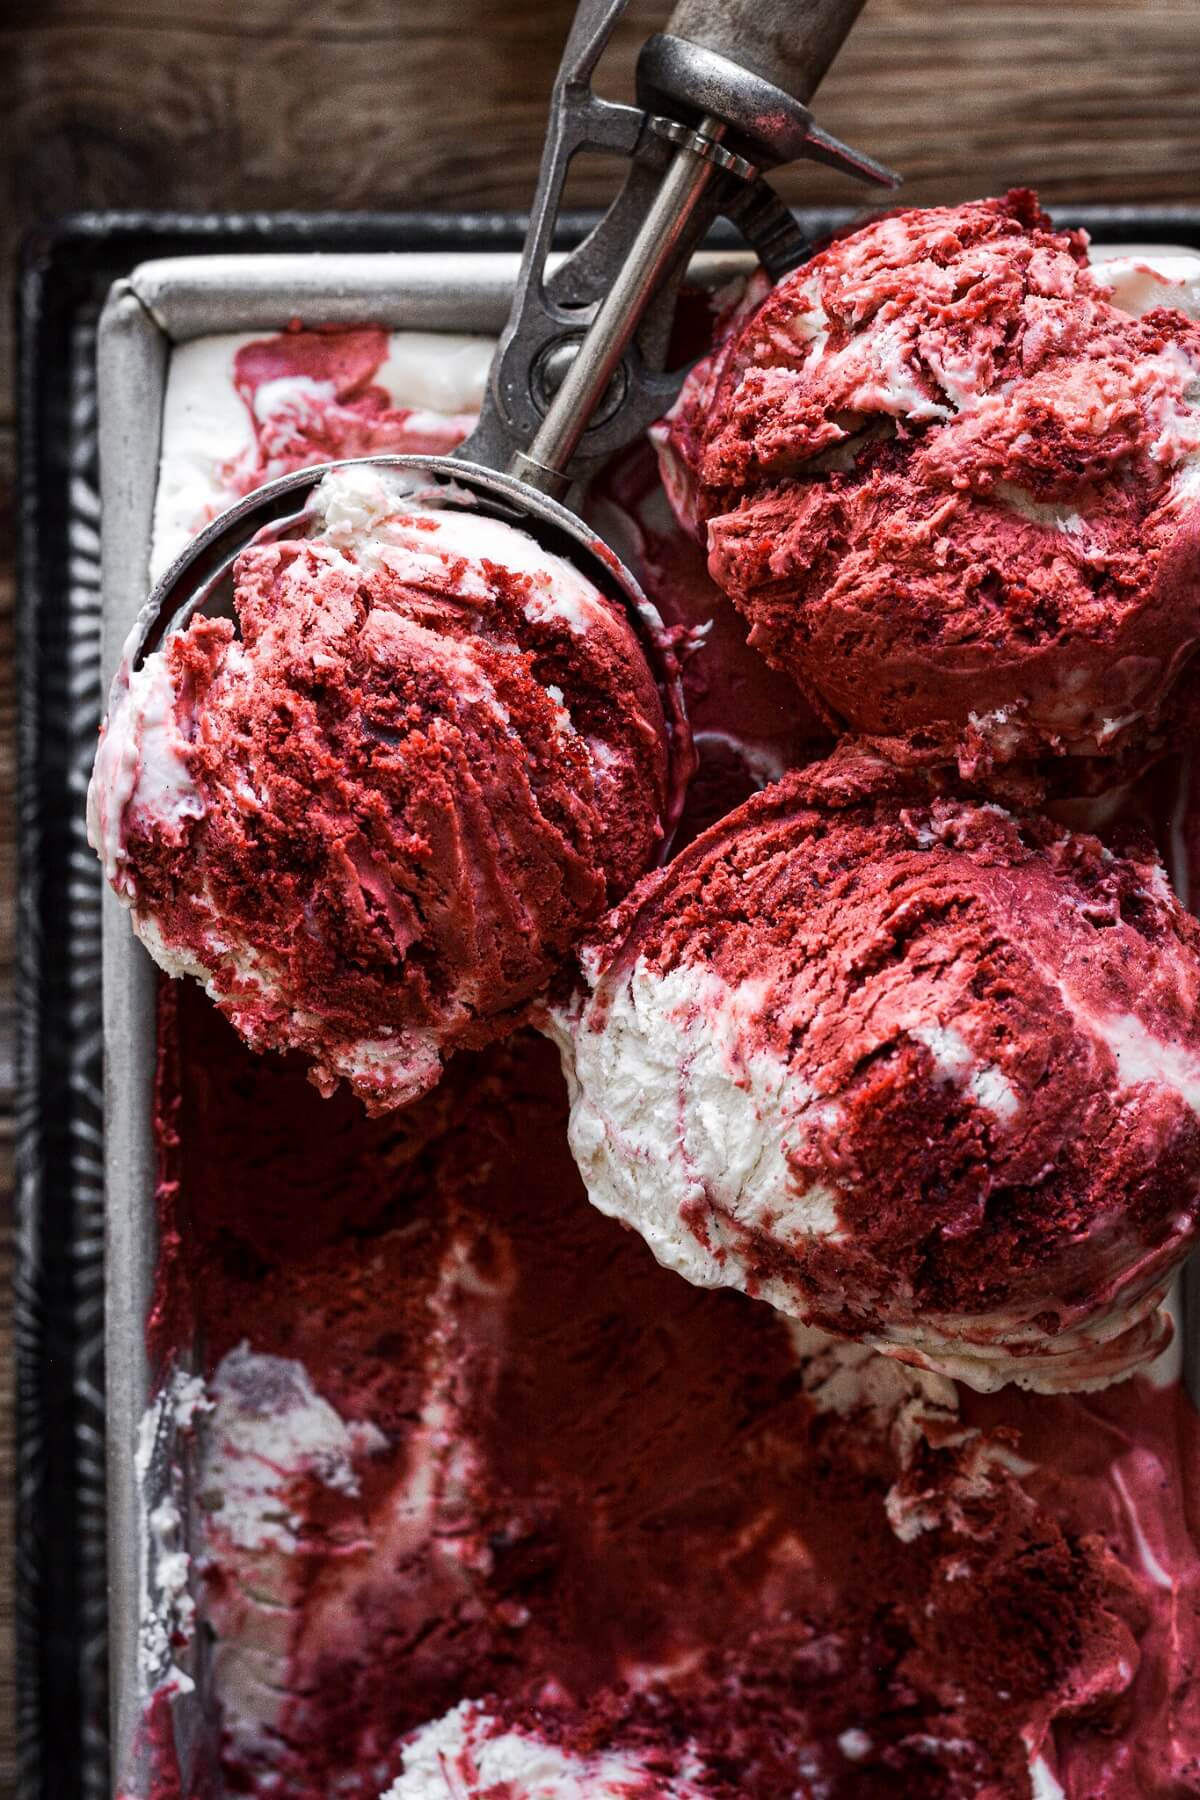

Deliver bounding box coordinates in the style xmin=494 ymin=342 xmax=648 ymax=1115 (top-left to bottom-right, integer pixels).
xmin=18 ymin=202 xmax=1200 ymax=1800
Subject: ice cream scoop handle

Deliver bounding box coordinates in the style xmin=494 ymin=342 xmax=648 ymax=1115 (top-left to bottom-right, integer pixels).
xmin=666 ymin=0 xmax=865 ymax=105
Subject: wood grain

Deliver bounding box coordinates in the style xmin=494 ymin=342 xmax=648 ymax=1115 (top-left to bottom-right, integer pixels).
xmin=3 ymin=0 xmax=1200 ymax=1785
xmin=5 ymin=0 xmax=1200 ymax=428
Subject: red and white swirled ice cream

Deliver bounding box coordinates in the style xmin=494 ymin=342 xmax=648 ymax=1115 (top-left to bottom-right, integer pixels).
xmin=89 ymin=464 xmax=671 ymax=1109
xmin=655 ymin=191 xmax=1200 ymax=776
xmin=151 ymin=325 xmax=496 ymax=576
xmin=555 ymin=747 xmax=1200 ymax=1392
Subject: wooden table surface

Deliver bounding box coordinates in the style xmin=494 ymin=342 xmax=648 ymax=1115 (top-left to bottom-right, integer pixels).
xmin=4 ymin=0 xmax=1200 ymax=1787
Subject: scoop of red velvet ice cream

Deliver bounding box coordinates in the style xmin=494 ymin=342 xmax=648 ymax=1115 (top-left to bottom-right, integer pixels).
xmin=655 ymin=191 xmax=1200 ymax=773
xmin=88 ymin=466 xmax=671 ymax=1110
xmin=554 ymin=746 xmax=1200 ymax=1391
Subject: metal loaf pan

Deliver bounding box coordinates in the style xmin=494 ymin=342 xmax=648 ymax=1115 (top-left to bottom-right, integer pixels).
xmin=97 ymin=240 xmax=765 ymax=1800
xmin=95 ymin=220 xmax=1200 ymax=1799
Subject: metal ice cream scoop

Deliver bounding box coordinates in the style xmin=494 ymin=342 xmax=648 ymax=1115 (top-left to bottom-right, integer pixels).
xmin=127 ymin=0 xmax=897 ymax=673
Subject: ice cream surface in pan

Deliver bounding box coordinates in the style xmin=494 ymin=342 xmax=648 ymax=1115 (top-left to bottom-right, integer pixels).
xmin=141 ymin=993 xmax=1200 ymax=1800
xmin=151 ymin=325 xmax=496 ymax=577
